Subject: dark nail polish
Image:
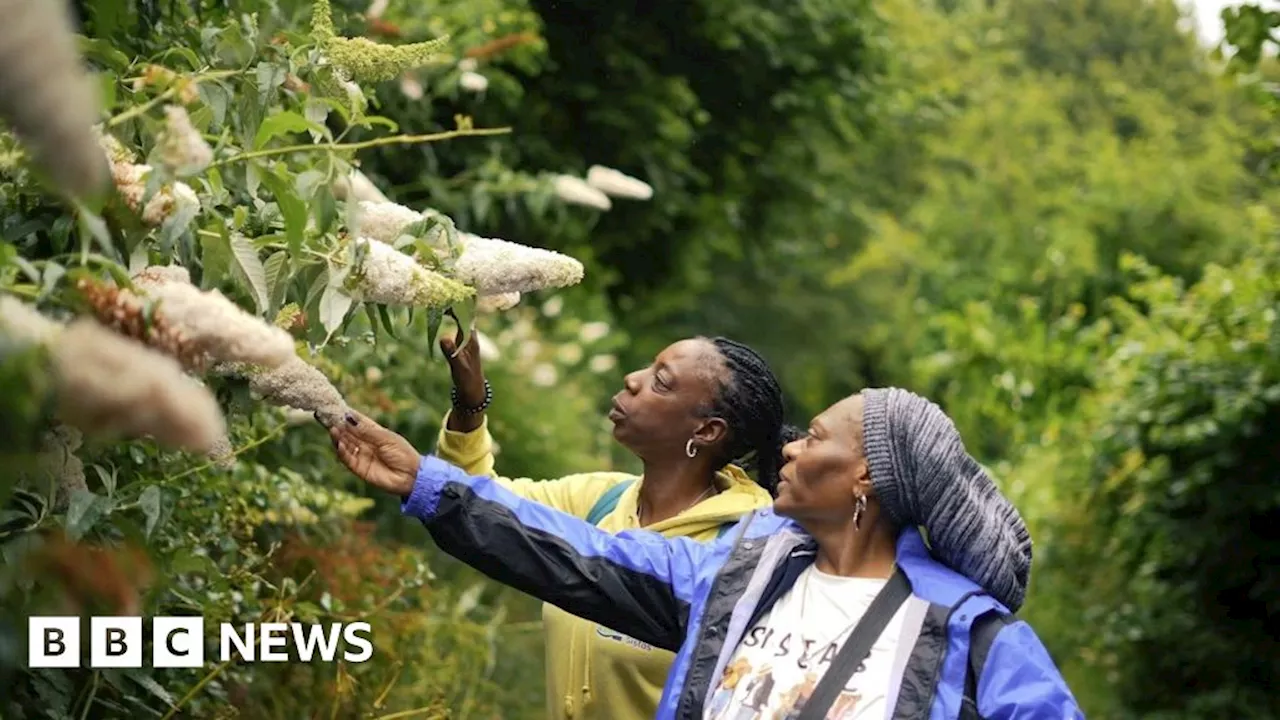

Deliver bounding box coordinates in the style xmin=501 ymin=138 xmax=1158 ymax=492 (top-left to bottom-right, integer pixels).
xmin=345 ymin=413 xmax=358 ymax=426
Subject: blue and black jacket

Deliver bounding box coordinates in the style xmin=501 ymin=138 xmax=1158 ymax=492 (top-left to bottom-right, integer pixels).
xmin=404 ymin=455 xmax=1085 ymax=719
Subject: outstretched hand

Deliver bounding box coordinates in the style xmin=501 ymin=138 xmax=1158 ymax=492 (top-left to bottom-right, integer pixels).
xmin=323 ymin=409 xmax=421 ymax=497
xmin=439 ymin=316 xmax=488 ymax=432
xmin=440 ymin=316 xmax=485 ymax=401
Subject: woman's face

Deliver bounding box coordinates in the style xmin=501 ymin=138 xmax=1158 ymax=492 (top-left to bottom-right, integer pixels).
xmin=608 ymin=338 xmax=728 ymax=462
xmin=774 ymin=395 xmax=868 ymax=522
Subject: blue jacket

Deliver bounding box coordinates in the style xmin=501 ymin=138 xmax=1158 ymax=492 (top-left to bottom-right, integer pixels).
xmin=404 ymin=455 xmax=1084 ymax=719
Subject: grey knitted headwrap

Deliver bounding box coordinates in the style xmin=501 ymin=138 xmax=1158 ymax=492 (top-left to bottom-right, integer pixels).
xmin=861 ymin=387 xmax=1033 ymax=612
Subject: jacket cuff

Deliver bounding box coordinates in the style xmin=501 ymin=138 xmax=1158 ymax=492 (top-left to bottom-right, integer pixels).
xmin=401 ymin=455 xmax=464 ymax=520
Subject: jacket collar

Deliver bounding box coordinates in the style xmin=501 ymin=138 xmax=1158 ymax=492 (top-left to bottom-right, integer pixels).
xmin=745 ymin=513 xmax=1002 ymax=612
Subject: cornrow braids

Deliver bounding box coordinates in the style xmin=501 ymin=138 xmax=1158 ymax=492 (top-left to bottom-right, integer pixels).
xmin=700 ymin=337 xmax=801 ymax=496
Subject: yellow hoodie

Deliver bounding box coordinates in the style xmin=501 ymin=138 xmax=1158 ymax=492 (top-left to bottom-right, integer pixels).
xmin=435 ymin=412 xmax=773 ymax=720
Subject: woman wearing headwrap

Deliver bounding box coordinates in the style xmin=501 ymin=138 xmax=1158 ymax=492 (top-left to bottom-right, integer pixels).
xmin=322 ymin=388 xmax=1082 ymax=719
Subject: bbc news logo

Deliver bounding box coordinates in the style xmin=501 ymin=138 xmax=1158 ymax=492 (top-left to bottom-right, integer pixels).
xmin=29 ymin=617 xmax=373 ymax=668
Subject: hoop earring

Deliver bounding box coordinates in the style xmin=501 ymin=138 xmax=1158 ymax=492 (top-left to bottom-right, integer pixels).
xmin=685 ymin=438 xmax=698 ymax=458
xmin=852 ymin=494 xmax=867 ymax=531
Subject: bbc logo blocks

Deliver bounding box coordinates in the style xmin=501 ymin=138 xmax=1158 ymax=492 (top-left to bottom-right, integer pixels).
xmin=28 ymin=617 xmax=79 ymax=668
xmin=153 ymin=617 xmax=206 ymax=667
xmin=30 ymin=616 xmax=203 ymax=669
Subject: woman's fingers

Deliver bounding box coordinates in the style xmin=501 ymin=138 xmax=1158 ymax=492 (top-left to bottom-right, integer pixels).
xmin=341 ymin=410 xmax=388 ymax=444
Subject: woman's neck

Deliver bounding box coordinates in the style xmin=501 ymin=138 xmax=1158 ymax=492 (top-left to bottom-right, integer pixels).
xmin=808 ymin=512 xmax=898 ymax=578
xmin=637 ymin=458 xmax=718 ymax=526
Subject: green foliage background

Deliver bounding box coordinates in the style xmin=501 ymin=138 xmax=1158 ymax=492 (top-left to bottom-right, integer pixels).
xmin=0 ymin=0 xmax=1277 ymax=717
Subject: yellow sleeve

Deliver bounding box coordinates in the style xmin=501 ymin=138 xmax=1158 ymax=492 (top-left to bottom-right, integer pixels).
xmin=435 ymin=410 xmax=633 ymax=518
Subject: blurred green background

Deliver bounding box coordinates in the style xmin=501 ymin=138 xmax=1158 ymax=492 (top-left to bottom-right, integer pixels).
xmin=2 ymin=0 xmax=1279 ymax=717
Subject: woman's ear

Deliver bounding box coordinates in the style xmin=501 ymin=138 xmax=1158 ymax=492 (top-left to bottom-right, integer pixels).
xmin=693 ymin=417 xmax=729 ymax=448
xmin=852 ymin=459 xmax=874 ymax=497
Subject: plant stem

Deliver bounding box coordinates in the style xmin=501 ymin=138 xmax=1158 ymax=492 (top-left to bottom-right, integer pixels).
xmin=208 ymin=127 xmax=512 ymax=169
xmin=159 ymin=659 xmax=233 ymax=720
xmin=159 ymin=423 xmax=287 ymax=485
xmin=77 ymin=671 xmax=101 ymax=720
xmin=372 ymin=707 xmax=447 ymax=720
xmin=107 ymin=88 xmax=177 ymax=128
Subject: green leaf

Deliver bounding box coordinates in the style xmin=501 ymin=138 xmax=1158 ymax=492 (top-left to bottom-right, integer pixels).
xmin=64 ymin=490 xmax=104 ymax=541
xmin=229 ymin=235 xmax=270 ymax=313
xmin=30 ymin=668 xmax=73 ymax=715
xmin=76 ymin=203 xmax=116 ymax=260
xmin=254 ymin=110 xmax=327 ymax=149
xmin=304 ymin=98 xmax=330 ymax=129
xmin=264 ymin=250 xmax=291 ymax=314
xmin=314 ymin=184 xmax=338 ymax=234
xmin=349 ymin=114 xmax=400 ymax=133
xmin=39 ymin=263 xmax=65 ymax=301
xmin=169 ymin=548 xmax=217 ymax=575
xmin=90 ymin=464 xmax=117 ymax=499
xmin=138 ymin=486 xmax=161 ymax=538
xmin=199 ymin=81 xmax=231 ymax=130
xmin=363 ymin=302 xmax=381 ymax=340
xmin=201 ymin=224 xmax=232 ymax=286
xmin=318 ymin=284 xmax=354 ymax=340
xmin=255 ymin=61 xmax=288 ymax=105
xmin=156 ymin=45 xmax=202 ymax=72
xmin=258 ymin=170 xmax=307 ymax=259
xmin=128 ymin=242 xmax=150 ymax=275
xmin=127 ymin=669 xmax=176 ymax=707
xmin=245 ymin=162 xmax=262 ymax=199
xmin=377 ymin=304 xmax=398 ymax=339
xmin=426 ymin=308 xmax=444 ymax=356
xmin=294 ymin=169 xmax=326 ymax=198
xmin=304 ymin=266 xmax=330 ymax=311
xmin=448 ymin=295 xmax=478 ymax=357
xmin=96 ymin=71 xmax=118 ymax=113
xmin=77 ymin=36 xmax=131 ymax=70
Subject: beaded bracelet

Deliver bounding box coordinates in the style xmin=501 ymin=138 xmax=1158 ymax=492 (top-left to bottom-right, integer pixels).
xmin=451 ymin=379 xmax=493 ymax=415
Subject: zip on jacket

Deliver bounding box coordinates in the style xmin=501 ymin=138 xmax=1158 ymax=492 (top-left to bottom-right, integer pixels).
xmin=404 ymin=454 xmax=1084 ymax=720
xmin=434 ymin=413 xmax=773 ymax=720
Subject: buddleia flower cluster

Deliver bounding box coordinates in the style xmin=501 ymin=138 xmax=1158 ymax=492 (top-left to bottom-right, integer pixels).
xmin=0 ymin=0 xmax=109 ymax=201
xmin=130 ymin=266 xmax=297 ymax=369
xmin=453 ymin=233 xmax=584 ymax=296
xmin=98 ymin=129 xmax=200 ymax=230
xmin=151 ymin=105 xmax=213 ymax=178
xmin=311 ymin=0 xmax=448 ymax=84
xmin=344 ymin=236 xmax=475 ymax=307
xmin=130 ymin=266 xmax=353 ymax=428
xmin=586 ymin=165 xmax=653 ymax=200
xmin=457 ymin=58 xmax=489 ymax=93
xmin=0 ymin=295 xmax=227 ymax=454
xmin=346 ymin=198 xmax=585 ymax=308
xmin=551 ymin=165 xmax=656 ymax=210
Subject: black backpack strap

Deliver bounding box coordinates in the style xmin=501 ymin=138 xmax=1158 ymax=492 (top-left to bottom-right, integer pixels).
xmin=796 ymin=567 xmax=912 ymax=720
xmin=959 ymin=610 xmax=1016 ymax=719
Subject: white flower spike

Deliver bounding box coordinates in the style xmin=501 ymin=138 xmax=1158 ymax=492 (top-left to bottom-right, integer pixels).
xmin=552 ymin=174 xmax=611 ymax=211
xmin=587 ymin=165 xmax=653 ymax=200
xmin=348 ymin=236 xmax=473 ymax=307
xmin=453 ymin=233 xmax=584 ymax=295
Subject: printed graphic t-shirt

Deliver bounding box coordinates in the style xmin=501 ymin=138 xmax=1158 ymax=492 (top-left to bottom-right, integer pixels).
xmin=703 ymin=566 xmax=908 ymax=720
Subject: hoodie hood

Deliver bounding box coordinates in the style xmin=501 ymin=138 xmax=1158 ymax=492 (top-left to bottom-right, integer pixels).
xmin=614 ymin=463 xmax=773 ymax=538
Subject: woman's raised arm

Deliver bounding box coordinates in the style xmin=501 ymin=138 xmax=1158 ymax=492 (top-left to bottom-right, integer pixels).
xmin=324 ymin=410 xmax=719 ymax=652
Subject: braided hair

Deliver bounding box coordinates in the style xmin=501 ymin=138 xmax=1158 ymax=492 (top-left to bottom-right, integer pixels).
xmin=699 ymin=337 xmax=804 ymax=496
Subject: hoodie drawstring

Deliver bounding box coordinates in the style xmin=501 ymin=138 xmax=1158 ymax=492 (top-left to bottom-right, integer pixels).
xmin=563 ymin=627 xmax=577 ymax=717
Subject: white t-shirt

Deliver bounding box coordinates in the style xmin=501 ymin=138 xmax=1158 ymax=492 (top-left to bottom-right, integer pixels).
xmin=703 ymin=566 xmax=908 ymax=720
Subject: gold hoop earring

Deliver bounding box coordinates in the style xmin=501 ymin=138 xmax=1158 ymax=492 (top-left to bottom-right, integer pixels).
xmin=852 ymin=494 xmax=867 ymax=531
xmin=685 ymin=438 xmax=698 ymax=458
